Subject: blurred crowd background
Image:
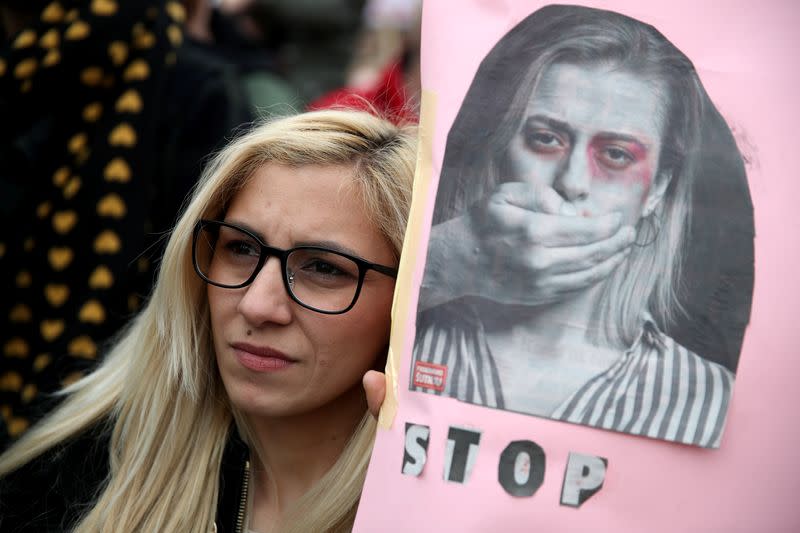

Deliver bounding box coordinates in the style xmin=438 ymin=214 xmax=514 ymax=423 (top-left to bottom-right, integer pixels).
xmin=0 ymin=0 xmax=421 ymax=448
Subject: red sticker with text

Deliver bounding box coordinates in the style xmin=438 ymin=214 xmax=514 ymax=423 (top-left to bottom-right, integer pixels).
xmin=413 ymin=361 xmax=448 ymax=392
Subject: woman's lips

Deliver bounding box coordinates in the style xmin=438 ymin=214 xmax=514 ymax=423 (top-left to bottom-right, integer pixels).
xmin=231 ymin=342 xmax=296 ymax=372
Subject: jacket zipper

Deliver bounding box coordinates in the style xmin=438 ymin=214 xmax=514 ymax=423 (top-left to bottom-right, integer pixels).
xmin=235 ymin=459 xmax=251 ymax=533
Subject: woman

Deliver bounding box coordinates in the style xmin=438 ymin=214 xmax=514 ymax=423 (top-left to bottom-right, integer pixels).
xmin=0 ymin=109 xmax=415 ymax=532
xmin=411 ymin=5 xmax=751 ymax=448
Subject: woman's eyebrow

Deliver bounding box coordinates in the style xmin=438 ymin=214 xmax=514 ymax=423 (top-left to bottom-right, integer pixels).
xmin=223 ymin=218 xmax=362 ymax=256
xmin=222 ymin=218 xmax=267 ymax=242
xmin=294 ymin=240 xmax=360 ymax=257
xmin=525 ymin=114 xmax=573 ymax=134
xmin=593 ymin=132 xmax=652 ymax=150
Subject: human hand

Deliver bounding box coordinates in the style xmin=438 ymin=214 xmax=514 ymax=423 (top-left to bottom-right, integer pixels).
xmin=420 ymin=182 xmax=635 ymax=308
xmin=362 ymin=370 xmax=386 ymax=418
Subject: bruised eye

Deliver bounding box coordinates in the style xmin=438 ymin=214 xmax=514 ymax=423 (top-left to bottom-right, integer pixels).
xmin=597 ymin=145 xmax=636 ymax=169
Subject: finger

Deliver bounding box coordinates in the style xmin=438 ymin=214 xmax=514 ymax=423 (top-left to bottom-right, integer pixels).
xmin=528 ymin=212 xmax=625 ymax=247
xmin=495 ymin=182 xmax=578 ymax=216
xmin=547 ymin=245 xmax=632 ymax=292
xmin=535 ymin=225 xmax=636 ymax=274
xmin=363 ymin=370 xmax=386 ymax=419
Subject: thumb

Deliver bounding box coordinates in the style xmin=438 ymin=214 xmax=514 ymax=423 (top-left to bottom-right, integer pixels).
xmin=534 ymin=183 xmax=577 ymax=216
xmin=363 ymin=370 xmax=387 ymax=419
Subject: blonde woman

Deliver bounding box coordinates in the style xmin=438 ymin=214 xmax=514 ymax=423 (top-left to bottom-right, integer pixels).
xmin=0 ymin=109 xmax=415 ymax=532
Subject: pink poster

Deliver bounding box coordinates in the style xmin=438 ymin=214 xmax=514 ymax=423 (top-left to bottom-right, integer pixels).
xmin=355 ymin=1 xmax=800 ymax=531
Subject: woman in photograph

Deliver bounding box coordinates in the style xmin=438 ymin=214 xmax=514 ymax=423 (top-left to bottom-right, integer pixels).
xmin=0 ymin=109 xmax=415 ymax=532
xmin=412 ymin=5 xmax=750 ymax=448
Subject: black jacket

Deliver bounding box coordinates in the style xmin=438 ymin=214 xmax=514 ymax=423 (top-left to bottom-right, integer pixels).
xmin=0 ymin=422 xmax=251 ymax=532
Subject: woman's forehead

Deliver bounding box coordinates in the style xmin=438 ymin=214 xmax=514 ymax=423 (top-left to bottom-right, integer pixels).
xmin=223 ymin=163 xmax=394 ymax=262
xmin=525 ymin=62 xmax=667 ymax=142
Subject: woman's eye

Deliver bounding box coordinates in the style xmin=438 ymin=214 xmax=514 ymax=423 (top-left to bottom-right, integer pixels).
xmin=223 ymin=239 xmax=259 ymax=256
xmin=525 ymin=129 xmax=566 ymax=153
xmin=302 ymin=260 xmax=347 ymax=277
xmin=598 ymin=146 xmax=635 ymax=169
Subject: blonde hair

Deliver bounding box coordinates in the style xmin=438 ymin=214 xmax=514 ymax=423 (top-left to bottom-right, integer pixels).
xmin=0 ymin=109 xmax=417 ymax=532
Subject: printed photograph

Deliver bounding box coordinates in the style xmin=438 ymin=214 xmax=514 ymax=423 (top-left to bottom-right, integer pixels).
xmin=410 ymin=4 xmax=754 ymax=448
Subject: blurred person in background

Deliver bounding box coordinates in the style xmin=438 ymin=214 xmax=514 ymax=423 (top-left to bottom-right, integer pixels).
xmin=309 ymin=0 xmax=421 ymax=122
xmin=221 ymin=0 xmax=367 ymax=105
xmin=0 ymin=0 xmax=250 ymax=447
xmin=183 ymin=0 xmax=299 ymax=115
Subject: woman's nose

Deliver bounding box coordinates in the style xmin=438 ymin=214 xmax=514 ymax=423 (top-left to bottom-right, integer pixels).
xmin=236 ymin=258 xmax=293 ymax=326
xmin=552 ymin=148 xmax=590 ymax=202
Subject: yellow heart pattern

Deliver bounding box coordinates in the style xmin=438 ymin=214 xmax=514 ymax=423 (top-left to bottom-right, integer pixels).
xmin=104 ymin=157 xmax=131 ymax=182
xmin=68 ymin=132 xmax=87 ymax=154
xmin=61 ymin=372 xmax=83 ymax=386
xmin=115 ymin=89 xmax=143 ymax=113
xmin=108 ymin=40 xmax=128 ymax=66
xmin=42 ymin=49 xmax=60 ymax=68
xmin=3 ymin=338 xmax=29 ymax=358
xmin=21 ymin=384 xmax=37 ymax=403
xmin=97 ymin=193 xmax=126 ymax=218
xmin=167 ymin=25 xmax=183 ymax=47
xmin=79 ymin=300 xmax=106 ymax=324
xmin=0 ymin=372 xmax=22 ymax=391
xmin=36 ymin=201 xmax=52 ymax=219
xmin=0 ymin=58 xmax=6 ymax=77
xmin=23 ymin=238 xmax=35 ymax=252
xmin=33 ymin=354 xmax=52 ymax=372
xmin=68 ymin=336 xmax=97 ymax=359
xmin=83 ymin=102 xmax=103 ymax=122
xmin=15 ymin=271 xmax=32 ymax=288
xmin=134 ymin=30 xmax=156 ymax=50
xmin=52 ymin=166 xmax=70 ymax=187
xmin=81 ymin=66 xmax=103 ymax=86
xmin=39 ymin=28 xmax=60 ymax=48
xmin=52 ymin=210 xmax=78 ymax=234
xmin=108 ymin=123 xmax=137 ymax=147
xmin=94 ymin=230 xmax=121 ymax=254
xmin=40 ymin=319 xmax=65 ymax=341
xmin=65 ymin=20 xmax=90 ymax=41
xmin=48 ymin=247 xmax=74 ymax=270
xmin=14 ymin=58 xmax=37 ymax=79
xmin=91 ymin=0 xmax=118 ymax=16
xmin=123 ymin=59 xmax=150 ymax=82
xmin=89 ymin=265 xmax=114 ymax=289
xmin=63 ymin=176 xmax=81 ymax=199
xmin=41 ymin=2 xmax=65 ymax=24
xmin=9 ymin=304 xmax=32 ymax=322
xmin=7 ymin=417 xmax=29 ymax=437
xmin=166 ymin=2 xmax=186 ymax=22
xmin=44 ymin=284 xmax=70 ymax=307
xmin=13 ymin=30 xmax=37 ymax=49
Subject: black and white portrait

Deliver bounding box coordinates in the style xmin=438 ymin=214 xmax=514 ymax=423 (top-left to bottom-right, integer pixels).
xmin=410 ymin=5 xmax=753 ymax=448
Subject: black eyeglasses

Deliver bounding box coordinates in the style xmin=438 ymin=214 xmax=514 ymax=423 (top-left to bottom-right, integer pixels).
xmin=192 ymin=219 xmax=398 ymax=314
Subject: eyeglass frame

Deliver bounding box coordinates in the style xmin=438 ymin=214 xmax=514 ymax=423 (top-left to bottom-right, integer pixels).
xmin=192 ymin=219 xmax=398 ymax=315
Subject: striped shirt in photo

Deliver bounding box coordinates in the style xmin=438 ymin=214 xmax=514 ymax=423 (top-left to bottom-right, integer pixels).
xmin=411 ymin=315 xmax=734 ymax=448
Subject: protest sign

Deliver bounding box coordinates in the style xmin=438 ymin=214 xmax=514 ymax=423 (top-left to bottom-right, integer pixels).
xmin=355 ymin=1 xmax=800 ymax=531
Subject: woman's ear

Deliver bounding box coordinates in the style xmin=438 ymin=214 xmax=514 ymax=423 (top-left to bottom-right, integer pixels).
xmin=642 ymin=169 xmax=673 ymax=217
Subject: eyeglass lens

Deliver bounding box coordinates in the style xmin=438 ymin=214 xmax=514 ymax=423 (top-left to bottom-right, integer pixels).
xmin=194 ymin=223 xmax=363 ymax=313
